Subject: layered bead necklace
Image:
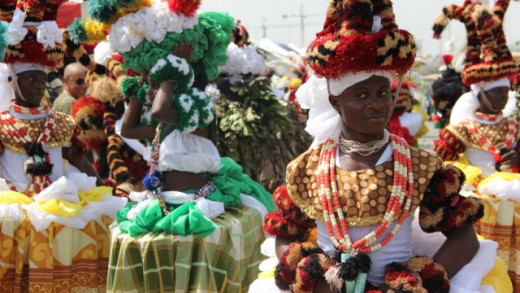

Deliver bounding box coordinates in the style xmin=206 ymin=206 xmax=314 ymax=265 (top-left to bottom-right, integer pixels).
xmin=0 ymin=104 xmax=57 ymax=194
xmin=318 ymin=134 xmax=414 ymax=254
xmin=338 ymin=130 xmax=390 ymax=157
xmin=318 ymin=134 xmax=414 ymax=291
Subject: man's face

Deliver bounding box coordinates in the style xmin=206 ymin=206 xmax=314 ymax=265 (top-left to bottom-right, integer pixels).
xmin=481 ymin=86 xmax=509 ymax=114
xmin=329 ymin=75 xmax=394 ymax=136
xmin=65 ymin=68 xmax=88 ymax=98
xmin=15 ymin=70 xmax=48 ymax=107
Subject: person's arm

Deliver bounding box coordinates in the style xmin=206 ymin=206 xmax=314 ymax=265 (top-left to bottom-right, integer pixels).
xmin=63 ymin=147 xmax=102 ymax=186
xmin=275 ymin=235 xmax=293 ymax=260
xmin=419 ymin=164 xmax=484 ymax=278
xmin=433 ymin=225 xmax=480 ymax=278
xmin=120 ymin=98 xmax=156 ymax=140
xmin=499 ymin=149 xmax=520 ymax=172
xmin=150 ymin=81 xmax=179 ymax=124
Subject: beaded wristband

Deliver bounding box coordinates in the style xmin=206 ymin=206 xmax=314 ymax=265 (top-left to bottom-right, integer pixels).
xmin=293 ymin=254 xmax=334 ymax=293
xmin=149 ymin=54 xmax=195 ymax=93
xmin=275 ymin=242 xmax=322 ymax=290
xmin=263 ymin=212 xmax=311 ymax=241
xmin=407 ymin=256 xmax=450 ymax=292
xmin=384 ymin=262 xmax=424 ymax=291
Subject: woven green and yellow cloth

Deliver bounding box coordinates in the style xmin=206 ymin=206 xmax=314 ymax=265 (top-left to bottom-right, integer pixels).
xmin=107 ymin=205 xmax=264 ymax=292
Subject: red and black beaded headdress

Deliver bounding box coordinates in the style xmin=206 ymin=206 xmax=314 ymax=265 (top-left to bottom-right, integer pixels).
xmin=433 ymin=0 xmax=519 ymax=85
xmin=306 ymin=0 xmax=417 ymax=79
xmin=0 ymin=0 xmax=66 ymax=69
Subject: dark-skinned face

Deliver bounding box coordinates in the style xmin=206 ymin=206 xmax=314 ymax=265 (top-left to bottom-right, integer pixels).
xmin=329 ymin=75 xmax=393 ymax=139
xmin=478 ymin=86 xmax=509 ymax=114
xmin=14 ymin=70 xmax=48 ymax=107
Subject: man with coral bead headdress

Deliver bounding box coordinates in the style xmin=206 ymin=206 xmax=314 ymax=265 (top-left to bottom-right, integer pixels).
xmin=251 ymin=0 xmax=508 ymax=292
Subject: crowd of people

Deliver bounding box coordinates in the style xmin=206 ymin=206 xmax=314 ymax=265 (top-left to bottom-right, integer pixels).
xmin=0 ymin=0 xmax=519 ymax=292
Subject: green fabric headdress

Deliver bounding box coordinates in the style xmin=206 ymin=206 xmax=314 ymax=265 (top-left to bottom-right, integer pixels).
xmin=67 ymin=0 xmax=233 ymax=79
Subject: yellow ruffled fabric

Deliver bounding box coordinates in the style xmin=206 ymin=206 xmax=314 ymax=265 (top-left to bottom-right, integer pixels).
xmin=0 ymin=186 xmax=113 ymax=217
xmin=288 ymin=78 xmax=302 ymax=90
xmin=481 ymin=256 xmax=513 ymax=292
xmin=450 ymin=155 xmax=483 ymax=186
xmin=34 ymin=186 xmax=113 ymax=217
xmin=412 ymin=105 xmax=429 ymax=139
xmin=110 ymin=0 xmax=154 ymax=24
xmin=83 ymin=19 xmax=109 ymax=42
xmin=79 ymin=186 xmax=113 ymax=203
xmin=0 ymin=190 xmax=33 ymax=205
xmin=34 ymin=199 xmax=83 ymax=217
xmin=258 ymin=266 xmax=275 ymax=279
xmin=478 ymin=171 xmax=520 ymax=189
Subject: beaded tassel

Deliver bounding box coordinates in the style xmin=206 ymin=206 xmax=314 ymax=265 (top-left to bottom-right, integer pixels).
xmin=143 ymin=124 xmax=163 ymax=192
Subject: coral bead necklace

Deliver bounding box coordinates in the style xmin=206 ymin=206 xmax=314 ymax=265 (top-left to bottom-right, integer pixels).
xmin=318 ymin=134 xmax=414 ymax=292
xmin=318 ymin=134 xmax=414 ymax=254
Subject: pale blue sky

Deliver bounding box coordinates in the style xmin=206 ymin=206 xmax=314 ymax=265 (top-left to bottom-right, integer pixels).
xmin=200 ymin=0 xmax=520 ymax=57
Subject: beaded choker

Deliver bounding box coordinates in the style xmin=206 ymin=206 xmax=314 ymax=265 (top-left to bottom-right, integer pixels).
xmin=338 ymin=130 xmax=390 ymax=157
xmin=474 ymin=111 xmax=502 ymax=123
xmin=11 ymin=104 xmax=49 ymax=115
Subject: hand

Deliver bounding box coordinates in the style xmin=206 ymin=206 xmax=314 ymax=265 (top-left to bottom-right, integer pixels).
xmin=146 ymin=83 xmax=159 ymax=103
xmin=500 ymin=149 xmax=520 ymax=169
xmin=173 ymin=42 xmax=194 ymax=61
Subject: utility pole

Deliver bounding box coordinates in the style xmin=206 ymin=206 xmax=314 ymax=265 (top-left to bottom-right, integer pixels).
xmin=262 ymin=17 xmax=267 ymax=38
xmin=299 ymin=3 xmax=305 ymax=46
xmin=281 ymin=8 xmax=321 ymax=47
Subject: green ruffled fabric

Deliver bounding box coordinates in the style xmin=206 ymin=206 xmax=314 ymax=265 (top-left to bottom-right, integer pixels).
xmin=0 ymin=21 xmax=7 ymax=61
xmin=88 ymin=0 xmax=141 ymax=23
xmin=116 ymin=157 xmax=274 ymax=237
xmin=121 ymin=27 xmax=205 ymax=74
xmin=120 ymin=78 xmax=158 ymax=128
xmin=195 ymin=12 xmax=234 ymax=80
xmin=172 ymin=88 xmax=215 ymax=133
xmin=120 ymin=12 xmax=233 ymax=79
xmin=67 ymin=18 xmax=87 ymax=43
xmin=148 ymin=54 xmax=194 ymax=90
xmin=121 ymin=76 xmax=141 ymax=99
xmin=117 ymin=201 xmax=215 ymax=237
xmin=136 ymin=83 xmax=150 ymax=106
xmin=209 ymin=157 xmax=275 ymax=211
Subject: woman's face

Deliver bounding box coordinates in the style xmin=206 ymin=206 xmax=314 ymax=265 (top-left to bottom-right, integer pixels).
xmin=329 ymin=75 xmax=393 ymax=136
xmin=14 ymin=70 xmax=48 ymax=107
